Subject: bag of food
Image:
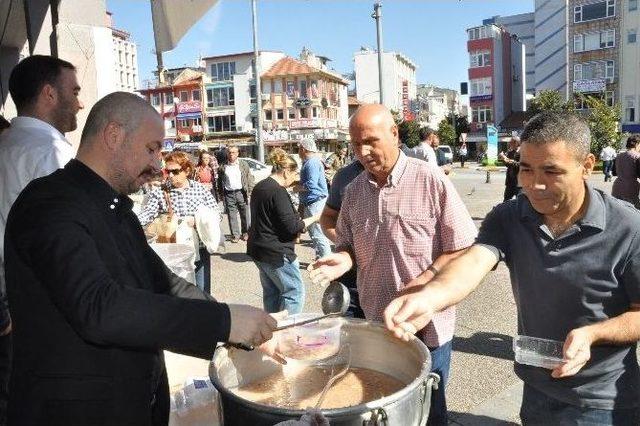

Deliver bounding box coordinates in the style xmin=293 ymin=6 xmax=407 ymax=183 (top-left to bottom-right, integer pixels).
xmin=146 ymin=190 xmax=178 ymax=243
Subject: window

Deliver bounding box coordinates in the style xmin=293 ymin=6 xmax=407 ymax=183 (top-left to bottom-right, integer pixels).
xmin=276 ymin=109 xmax=284 ymax=120
xmin=631 ymin=0 xmax=638 ymax=11
xmin=179 ymin=119 xmax=189 ymax=127
xmin=120 ymin=71 xmax=124 ymax=84
xmin=469 ymin=77 xmax=492 ymax=96
xmin=192 ymin=90 xmax=201 ymax=101
xmin=262 ymin=81 xmax=272 ymax=94
xmin=471 ymin=106 xmax=492 ymax=123
xmin=574 ymin=29 xmax=615 ymax=52
xmin=575 ymin=91 xmax=615 ymax=109
xmin=250 ymin=84 xmax=257 ymax=101
xmin=312 ymin=107 xmax=318 ymax=118
xmin=605 ymin=90 xmax=614 ymax=107
xmin=629 ymin=29 xmax=637 ymax=43
xmin=300 ymin=80 xmax=308 ymax=97
xmin=180 ymin=91 xmax=188 ymax=102
xmin=470 ymin=50 xmax=491 ymax=68
xmin=166 ymin=94 xmax=174 ymax=105
xmin=626 ymin=97 xmax=636 ymax=122
xmin=300 ymin=108 xmax=308 ymax=118
xmin=467 ymin=26 xmax=490 ymax=40
xmin=288 ymin=108 xmax=295 ymax=119
xmin=274 ymin=80 xmax=283 ymax=93
xmin=207 ymin=115 xmax=236 ymax=132
xmin=170 ymin=120 xmax=176 ymax=129
xmin=206 ymin=87 xmax=235 ymax=107
xmin=152 ymin=93 xmax=160 ymax=106
xmin=265 ymin=110 xmax=272 ymax=121
xmin=210 ymin=62 xmax=236 ymax=81
xmin=574 ymin=0 xmax=615 ymax=23
xmin=573 ymin=60 xmax=615 ymax=82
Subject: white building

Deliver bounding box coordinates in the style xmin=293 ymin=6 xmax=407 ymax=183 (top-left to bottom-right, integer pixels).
xmin=416 ymin=85 xmax=463 ymax=130
xmin=533 ymin=0 xmax=570 ymax=98
xmin=621 ymin=0 xmax=640 ymax=132
xmin=354 ymin=48 xmax=417 ymax=116
xmin=483 ymin=13 xmax=536 ymax=96
xmin=107 ymin=12 xmax=139 ymax=93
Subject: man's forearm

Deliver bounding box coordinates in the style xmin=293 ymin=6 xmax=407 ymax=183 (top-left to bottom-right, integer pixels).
xmin=408 ymin=247 xmax=470 ymax=287
xmin=582 ymin=307 xmax=640 ymax=346
xmin=421 ymin=245 xmax=498 ymax=313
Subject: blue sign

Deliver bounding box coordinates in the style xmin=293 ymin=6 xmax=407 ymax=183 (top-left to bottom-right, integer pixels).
xmin=486 ymin=124 xmax=498 ymax=162
xmin=470 ymin=95 xmax=493 ymax=102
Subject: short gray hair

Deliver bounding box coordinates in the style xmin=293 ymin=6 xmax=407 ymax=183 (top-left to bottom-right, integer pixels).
xmin=80 ymin=92 xmax=158 ymax=145
xmin=520 ymin=111 xmax=591 ymax=159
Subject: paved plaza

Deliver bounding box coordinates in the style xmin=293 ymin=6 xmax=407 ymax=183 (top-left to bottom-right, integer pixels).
xmin=165 ymin=164 xmax=615 ymax=425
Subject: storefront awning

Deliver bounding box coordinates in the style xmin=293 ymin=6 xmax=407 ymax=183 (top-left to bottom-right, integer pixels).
xmin=176 ymin=112 xmax=201 ymax=120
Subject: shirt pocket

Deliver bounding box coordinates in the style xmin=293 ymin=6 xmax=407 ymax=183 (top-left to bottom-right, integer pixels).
xmin=397 ymin=215 xmax=437 ymax=257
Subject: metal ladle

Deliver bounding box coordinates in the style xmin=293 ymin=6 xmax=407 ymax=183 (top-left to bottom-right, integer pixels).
xmin=274 ymin=281 xmax=350 ymax=331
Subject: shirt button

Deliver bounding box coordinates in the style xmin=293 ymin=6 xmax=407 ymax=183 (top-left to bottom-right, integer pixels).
xmin=113 ymin=198 xmax=119 ymax=203
xmin=109 ymin=204 xmax=116 ymax=210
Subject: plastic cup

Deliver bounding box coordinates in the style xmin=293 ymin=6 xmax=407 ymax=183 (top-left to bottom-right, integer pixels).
xmin=513 ymin=335 xmax=565 ymax=370
xmin=276 ymin=313 xmax=343 ymax=363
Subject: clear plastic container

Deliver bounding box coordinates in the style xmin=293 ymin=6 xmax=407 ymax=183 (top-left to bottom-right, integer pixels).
xmin=276 ymin=313 xmax=343 ymax=363
xmin=513 ymin=335 xmax=565 ymax=370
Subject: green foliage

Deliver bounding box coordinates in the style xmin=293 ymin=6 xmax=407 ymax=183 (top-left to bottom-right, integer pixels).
xmin=584 ymin=95 xmax=621 ymax=154
xmin=529 ymin=90 xmax=575 ymax=115
xmin=437 ymin=119 xmax=456 ymax=146
xmin=397 ymin=119 xmax=422 ymax=148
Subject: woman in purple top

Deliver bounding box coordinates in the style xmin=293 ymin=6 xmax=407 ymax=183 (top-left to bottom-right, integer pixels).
xmin=612 ymin=135 xmax=640 ymax=208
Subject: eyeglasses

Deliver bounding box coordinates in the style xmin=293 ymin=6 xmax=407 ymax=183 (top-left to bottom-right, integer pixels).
xmin=166 ymin=168 xmax=183 ymax=175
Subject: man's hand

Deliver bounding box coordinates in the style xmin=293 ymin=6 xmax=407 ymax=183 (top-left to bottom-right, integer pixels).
xmin=228 ymin=304 xmax=277 ymax=347
xmin=259 ymin=311 xmax=289 ymax=365
xmin=307 ymin=252 xmax=353 ymax=286
xmin=552 ymin=326 xmax=594 ymax=378
xmin=383 ymin=285 xmax=436 ymax=341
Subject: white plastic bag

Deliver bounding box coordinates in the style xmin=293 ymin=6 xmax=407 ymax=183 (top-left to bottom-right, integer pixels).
xmin=195 ymin=205 xmax=222 ymax=254
xmin=150 ymin=243 xmax=197 ymax=285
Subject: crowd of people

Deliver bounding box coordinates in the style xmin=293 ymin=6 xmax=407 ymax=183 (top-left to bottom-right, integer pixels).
xmin=0 ymin=53 xmax=640 ymax=426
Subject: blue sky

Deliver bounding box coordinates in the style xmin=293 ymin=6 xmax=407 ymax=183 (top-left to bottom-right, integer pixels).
xmin=107 ymin=0 xmax=533 ymax=90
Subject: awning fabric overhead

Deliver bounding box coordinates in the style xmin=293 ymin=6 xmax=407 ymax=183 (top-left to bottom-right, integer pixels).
xmin=177 ymin=112 xmax=202 ymax=119
xmin=151 ymin=0 xmax=220 ymax=53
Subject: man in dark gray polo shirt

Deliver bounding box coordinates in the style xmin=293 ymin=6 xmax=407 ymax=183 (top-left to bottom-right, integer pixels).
xmin=383 ymin=112 xmax=640 ymax=425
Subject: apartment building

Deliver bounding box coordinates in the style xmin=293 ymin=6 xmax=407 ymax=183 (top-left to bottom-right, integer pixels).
xmin=107 ymin=12 xmax=139 ymax=93
xmin=570 ymin=0 xmax=621 ymax=110
xmin=620 ymin=0 xmax=640 ymax=132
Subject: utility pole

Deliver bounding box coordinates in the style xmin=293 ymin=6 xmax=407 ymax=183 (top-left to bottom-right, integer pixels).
xmin=372 ymin=2 xmax=385 ymax=106
xmin=150 ymin=0 xmax=165 ymax=85
xmin=251 ymin=0 xmax=264 ymax=162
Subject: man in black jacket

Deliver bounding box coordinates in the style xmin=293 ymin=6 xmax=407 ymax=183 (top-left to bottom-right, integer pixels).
xmin=4 ymin=92 xmax=275 ymax=426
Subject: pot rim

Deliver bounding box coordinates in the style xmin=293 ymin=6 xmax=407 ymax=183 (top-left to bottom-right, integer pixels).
xmin=209 ymin=319 xmax=432 ymax=416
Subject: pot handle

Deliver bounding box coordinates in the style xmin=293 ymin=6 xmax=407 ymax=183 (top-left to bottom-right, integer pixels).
xmin=362 ymin=407 xmax=388 ymax=426
xmin=418 ymin=373 xmax=441 ymax=426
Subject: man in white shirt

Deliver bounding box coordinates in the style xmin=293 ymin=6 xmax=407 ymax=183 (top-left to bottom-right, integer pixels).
xmin=410 ymin=127 xmax=439 ymax=164
xmin=600 ymin=142 xmax=617 ymax=182
xmin=0 ymin=55 xmax=83 ymax=423
xmin=217 ymin=144 xmax=254 ymax=243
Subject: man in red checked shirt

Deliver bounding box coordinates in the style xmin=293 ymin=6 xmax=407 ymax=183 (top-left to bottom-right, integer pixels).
xmin=308 ymin=104 xmax=476 ymax=425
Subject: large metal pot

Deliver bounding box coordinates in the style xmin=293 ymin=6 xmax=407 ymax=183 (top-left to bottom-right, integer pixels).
xmin=209 ymin=318 xmax=439 ymax=425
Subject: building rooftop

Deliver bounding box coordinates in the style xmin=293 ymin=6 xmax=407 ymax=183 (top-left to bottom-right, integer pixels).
xmin=201 ymin=50 xmax=283 ymax=61
xmin=262 ymin=57 xmax=348 ymax=84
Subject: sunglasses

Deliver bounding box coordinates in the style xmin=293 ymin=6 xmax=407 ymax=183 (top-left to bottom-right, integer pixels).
xmin=166 ymin=168 xmax=183 ymax=175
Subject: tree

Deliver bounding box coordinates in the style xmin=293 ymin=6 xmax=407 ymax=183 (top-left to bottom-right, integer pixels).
xmin=584 ymin=95 xmax=621 ymax=154
xmin=529 ymin=89 xmax=575 ymax=115
xmin=397 ymin=119 xmax=422 ymax=148
xmin=437 ymin=119 xmax=456 ymax=146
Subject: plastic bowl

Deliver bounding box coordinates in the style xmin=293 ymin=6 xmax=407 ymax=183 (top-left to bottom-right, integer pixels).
xmin=513 ymin=335 xmax=565 ymax=370
xmin=276 ymin=313 xmax=343 ymax=363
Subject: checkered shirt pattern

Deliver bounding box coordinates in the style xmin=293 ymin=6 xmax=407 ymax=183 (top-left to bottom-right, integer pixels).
xmin=335 ymin=152 xmax=478 ymax=347
xmin=137 ymin=180 xmax=218 ymax=226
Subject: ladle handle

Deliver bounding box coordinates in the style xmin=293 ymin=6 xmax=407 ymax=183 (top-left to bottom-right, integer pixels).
xmin=274 ymin=312 xmax=342 ymax=331
xmin=228 ymin=342 xmax=254 ymax=351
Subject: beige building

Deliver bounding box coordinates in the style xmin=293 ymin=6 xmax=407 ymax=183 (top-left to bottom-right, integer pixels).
xmin=107 ymin=12 xmax=139 ymax=93
xmin=1 ymin=0 xmax=120 ymax=147
xmin=620 ymin=0 xmax=640 ymax=132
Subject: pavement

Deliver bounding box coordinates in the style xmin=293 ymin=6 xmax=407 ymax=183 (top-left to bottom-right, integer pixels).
xmin=164 ymin=163 xmax=616 ymax=425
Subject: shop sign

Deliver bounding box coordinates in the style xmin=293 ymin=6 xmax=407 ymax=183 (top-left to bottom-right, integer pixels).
xmin=572 ymin=79 xmax=606 ymax=93
xmin=176 ymin=101 xmax=202 ymax=114
xmin=470 ymin=95 xmax=492 ymax=102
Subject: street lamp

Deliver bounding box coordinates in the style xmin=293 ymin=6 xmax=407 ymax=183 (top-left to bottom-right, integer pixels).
xmin=372 ymin=2 xmax=385 ymax=106
xmin=251 ymin=0 xmax=265 ymax=162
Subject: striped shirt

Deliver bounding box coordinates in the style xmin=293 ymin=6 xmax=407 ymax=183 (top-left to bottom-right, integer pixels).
xmin=137 ymin=180 xmax=217 ymax=226
xmin=335 ymin=152 xmax=477 ymax=347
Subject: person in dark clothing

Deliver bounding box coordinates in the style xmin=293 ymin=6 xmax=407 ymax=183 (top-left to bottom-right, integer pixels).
xmin=499 ymin=136 xmax=521 ymax=202
xmin=248 ymin=149 xmax=320 ymax=314
xmin=319 ymin=159 xmax=366 ymax=319
xmin=3 ymin=92 xmax=276 ymax=426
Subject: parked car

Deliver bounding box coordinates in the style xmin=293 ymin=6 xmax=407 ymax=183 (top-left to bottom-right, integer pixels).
xmin=437 ymin=145 xmax=453 ymax=164
xmin=240 ymin=157 xmax=272 ymax=184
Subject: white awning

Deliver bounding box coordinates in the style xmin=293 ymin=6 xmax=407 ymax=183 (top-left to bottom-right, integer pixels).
xmin=151 ymin=0 xmax=219 ymax=53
